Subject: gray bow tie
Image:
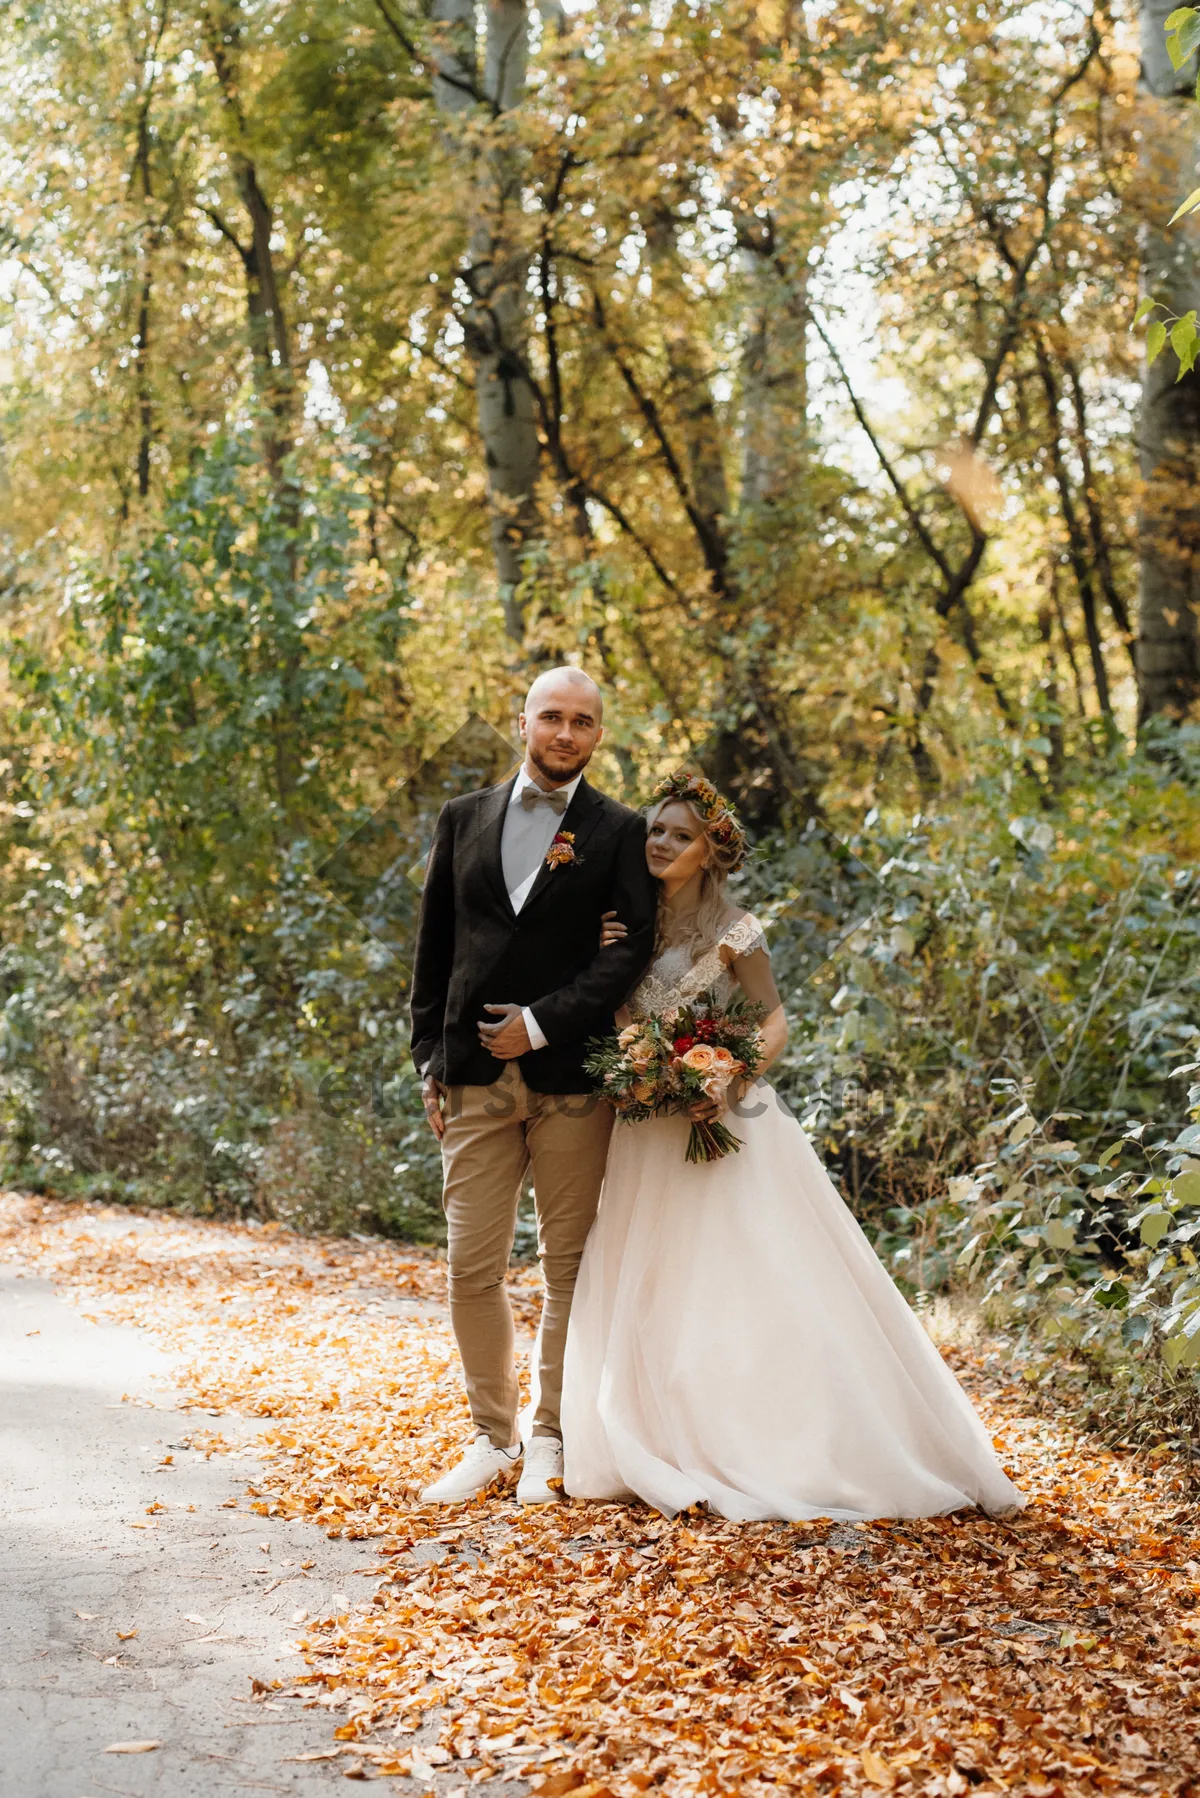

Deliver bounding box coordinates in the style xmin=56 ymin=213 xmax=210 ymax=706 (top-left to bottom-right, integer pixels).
xmin=520 ymin=784 xmax=570 ymax=814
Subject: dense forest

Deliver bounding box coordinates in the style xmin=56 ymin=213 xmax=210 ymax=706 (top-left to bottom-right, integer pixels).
xmin=1 ymin=0 xmax=1199 ymax=1439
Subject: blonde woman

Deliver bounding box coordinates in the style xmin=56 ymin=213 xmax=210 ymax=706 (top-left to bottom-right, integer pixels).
xmin=558 ymin=773 xmax=1022 ymax=1522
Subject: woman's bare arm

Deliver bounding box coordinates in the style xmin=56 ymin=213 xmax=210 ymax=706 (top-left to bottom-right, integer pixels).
xmin=728 ymin=944 xmax=788 ymax=1076
xmin=688 ymin=925 xmax=787 ymax=1122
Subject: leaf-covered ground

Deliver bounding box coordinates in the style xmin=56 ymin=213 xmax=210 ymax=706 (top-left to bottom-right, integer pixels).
xmin=3 ymin=1193 xmax=1198 ymax=1797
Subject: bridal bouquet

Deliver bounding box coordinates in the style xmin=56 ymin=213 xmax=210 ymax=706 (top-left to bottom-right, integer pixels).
xmin=585 ymin=990 xmax=767 ymax=1163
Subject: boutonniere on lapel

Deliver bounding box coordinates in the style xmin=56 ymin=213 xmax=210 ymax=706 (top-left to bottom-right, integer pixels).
xmin=545 ymin=830 xmax=578 ymax=870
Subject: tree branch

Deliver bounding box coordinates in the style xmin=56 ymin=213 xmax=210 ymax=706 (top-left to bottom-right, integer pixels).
xmin=371 ymin=0 xmax=489 ymax=109
xmin=590 ymin=285 xmax=729 ymax=592
xmin=576 ymin=484 xmax=687 ymax=601
xmin=810 ymin=308 xmax=954 ymax=586
xmin=200 ymin=204 xmax=249 ymax=264
xmin=811 ymin=306 xmax=1021 ymax=726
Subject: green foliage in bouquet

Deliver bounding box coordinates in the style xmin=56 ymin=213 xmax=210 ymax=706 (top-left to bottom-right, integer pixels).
xmin=585 ymin=990 xmax=767 ymax=1164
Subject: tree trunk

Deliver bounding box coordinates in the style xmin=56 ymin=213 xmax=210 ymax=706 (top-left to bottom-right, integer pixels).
xmin=645 ymin=210 xmax=731 ymax=533
xmin=134 ymin=269 xmax=153 ymax=500
xmin=434 ymin=0 xmax=543 ymax=644
xmin=1053 ymin=334 xmax=1137 ymax=673
xmin=130 ymin=9 xmax=169 ymax=505
xmin=204 ymin=7 xmax=303 ymax=816
xmin=1137 ymin=0 xmax=1200 ymax=722
xmin=205 ymin=10 xmax=297 ymax=487
xmin=739 ymin=225 xmax=809 ymax=509
xmin=1037 ymin=601 xmax=1067 ymax=789
xmin=1034 ymin=333 xmax=1113 ymax=719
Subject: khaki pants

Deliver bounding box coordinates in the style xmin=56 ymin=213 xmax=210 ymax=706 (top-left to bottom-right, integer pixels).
xmin=440 ymin=1062 xmax=613 ymax=1447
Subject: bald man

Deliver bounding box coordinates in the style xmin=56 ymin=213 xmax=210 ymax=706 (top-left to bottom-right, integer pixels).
xmin=409 ymin=669 xmax=657 ymax=1504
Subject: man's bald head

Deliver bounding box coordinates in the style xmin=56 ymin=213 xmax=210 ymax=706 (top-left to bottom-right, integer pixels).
xmin=524 ymin=665 xmax=604 ymax=723
xmin=519 ymin=666 xmax=606 ymax=787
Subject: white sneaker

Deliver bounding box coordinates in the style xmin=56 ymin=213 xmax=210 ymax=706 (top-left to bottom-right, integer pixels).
xmin=517 ymin=1435 xmax=565 ymax=1505
xmin=420 ymin=1435 xmax=521 ymax=1504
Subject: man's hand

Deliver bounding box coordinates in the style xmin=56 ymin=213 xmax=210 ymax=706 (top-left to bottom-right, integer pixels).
xmin=422 ymin=1072 xmax=447 ymax=1141
xmin=478 ymin=1002 xmax=533 ymax=1060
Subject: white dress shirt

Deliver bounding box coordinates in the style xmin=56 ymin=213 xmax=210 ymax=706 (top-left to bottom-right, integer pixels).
xmin=502 ymin=767 xmax=583 ymax=1052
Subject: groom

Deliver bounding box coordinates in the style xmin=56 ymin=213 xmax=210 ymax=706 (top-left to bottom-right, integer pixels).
xmin=410 ymin=668 xmax=657 ymax=1504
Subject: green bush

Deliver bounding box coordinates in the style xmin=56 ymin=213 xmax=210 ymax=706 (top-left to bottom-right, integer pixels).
xmin=738 ymin=751 xmax=1200 ymax=1236
xmin=0 ymin=430 xmax=444 ymax=1239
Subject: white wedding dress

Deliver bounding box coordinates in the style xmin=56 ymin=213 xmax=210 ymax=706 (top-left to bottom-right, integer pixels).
xmin=559 ymin=914 xmax=1023 ymax=1521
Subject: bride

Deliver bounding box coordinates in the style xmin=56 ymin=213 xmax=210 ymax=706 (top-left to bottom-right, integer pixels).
xmin=559 ymin=772 xmax=1022 ymax=1522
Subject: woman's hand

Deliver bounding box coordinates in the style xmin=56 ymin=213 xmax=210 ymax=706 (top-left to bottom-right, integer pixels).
xmin=688 ymin=1076 xmax=750 ymax=1124
xmin=599 ymin=909 xmax=628 ymax=950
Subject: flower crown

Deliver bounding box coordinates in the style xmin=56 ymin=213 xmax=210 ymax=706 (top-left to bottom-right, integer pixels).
xmin=650 ymin=771 xmax=749 ymax=873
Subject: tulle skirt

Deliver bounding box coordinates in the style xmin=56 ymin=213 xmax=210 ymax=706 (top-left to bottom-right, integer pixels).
xmin=560 ymin=1081 xmax=1023 ymax=1522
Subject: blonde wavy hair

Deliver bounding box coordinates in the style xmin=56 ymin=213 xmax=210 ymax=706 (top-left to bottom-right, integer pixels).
xmin=645 ymin=792 xmax=745 ymax=961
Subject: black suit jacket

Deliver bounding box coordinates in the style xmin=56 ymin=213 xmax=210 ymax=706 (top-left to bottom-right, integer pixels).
xmin=409 ymin=773 xmax=658 ymax=1092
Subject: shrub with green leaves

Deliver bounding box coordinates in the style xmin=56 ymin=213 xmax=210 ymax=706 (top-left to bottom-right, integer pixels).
xmin=0 ymin=431 xmax=443 ymax=1238
xmin=736 ymin=747 xmax=1200 ymax=1236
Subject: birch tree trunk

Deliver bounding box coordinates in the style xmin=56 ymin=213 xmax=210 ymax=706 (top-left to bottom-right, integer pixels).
xmin=1137 ymin=0 xmax=1200 ymax=722
xmin=739 ymin=223 xmax=809 ymax=509
xmin=434 ymin=0 xmax=542 ymax=644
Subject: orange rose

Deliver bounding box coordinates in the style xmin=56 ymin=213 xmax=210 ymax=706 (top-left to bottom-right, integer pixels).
xmin=681 ymin=1044 xmax=716 ymax=1072
xmin=709 ymin=1046 xmax=735 ymax=1069
xmin=632 ymin=1078 xmax=658 ymax=1104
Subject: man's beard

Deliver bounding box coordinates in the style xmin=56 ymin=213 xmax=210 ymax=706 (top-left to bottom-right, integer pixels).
xmin=528 ymin=743 xmax=593 ymax=787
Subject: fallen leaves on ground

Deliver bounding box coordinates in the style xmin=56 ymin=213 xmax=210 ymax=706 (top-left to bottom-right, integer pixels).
xmin=4 ymin=1193 xmax=1199 ymax=1797
xmin=101 ymin=1740 xmax=162 ymax=1753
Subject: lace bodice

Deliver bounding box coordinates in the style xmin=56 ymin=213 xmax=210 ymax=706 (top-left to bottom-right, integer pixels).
xmin=628 ymin=913 xmax=767 ymax=1019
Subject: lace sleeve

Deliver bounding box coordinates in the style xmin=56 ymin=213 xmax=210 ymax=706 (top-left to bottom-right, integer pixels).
xmin=719 ymin=913 xmax=767 ymax=960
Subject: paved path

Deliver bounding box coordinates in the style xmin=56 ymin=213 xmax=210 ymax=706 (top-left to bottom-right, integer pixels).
xmin=0 ymin=1262 xmax=375 ymax=1798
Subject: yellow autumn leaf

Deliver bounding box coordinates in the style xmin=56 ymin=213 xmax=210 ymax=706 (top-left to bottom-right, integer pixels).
xmin=860 ymin=1748 xmax=895 ymax=1788
xmin=1169 ymin=185 xmax=1200 ymax=226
